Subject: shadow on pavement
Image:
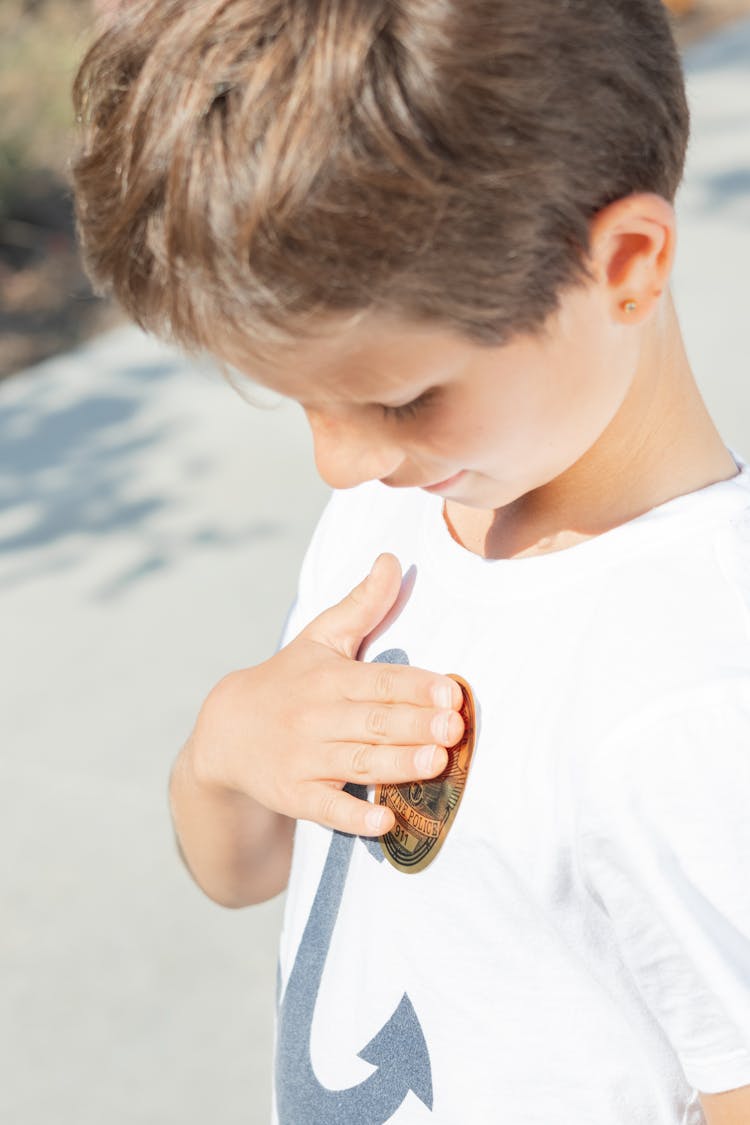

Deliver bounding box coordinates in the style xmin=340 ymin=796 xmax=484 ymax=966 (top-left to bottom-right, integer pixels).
xmin=0 ymin=352 xmax=283 ymax=598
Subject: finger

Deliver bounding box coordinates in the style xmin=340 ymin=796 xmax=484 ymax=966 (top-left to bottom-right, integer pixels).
xmin=319 ymin=700 xmax=465 ymax=748
xmin=325 ymin=742 xmax=449 ymax=786
xmin=303 ymin=784 xmax=396 ymax=837
xmin=345 ymin=660 xmax=464 ymax=711
xmin=304 ymin=553 xmax=402 ymax=660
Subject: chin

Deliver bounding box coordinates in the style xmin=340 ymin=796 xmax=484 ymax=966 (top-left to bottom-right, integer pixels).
xmin=458 ymin=480 xmax=525 ymax=511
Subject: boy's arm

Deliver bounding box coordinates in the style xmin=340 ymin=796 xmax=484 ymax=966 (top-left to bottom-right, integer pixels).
xmin=167 ymin=553 xmax=464 ymax=909
xmin=699 ymin=1087 xmax=750 ymax=1125
xmin=169 ymin=732 xmax=295 ymax=908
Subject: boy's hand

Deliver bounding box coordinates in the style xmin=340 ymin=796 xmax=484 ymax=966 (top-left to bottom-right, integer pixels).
xmin=190 ymin=553 xmax=464 ymax=837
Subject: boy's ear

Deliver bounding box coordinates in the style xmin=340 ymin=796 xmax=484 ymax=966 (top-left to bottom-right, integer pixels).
xmin=587 ymin=192 xmax=676 ymax=323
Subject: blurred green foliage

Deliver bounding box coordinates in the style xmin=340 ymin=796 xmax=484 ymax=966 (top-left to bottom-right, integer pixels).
xmin=0 ymin=0 xmax=93 ymax=219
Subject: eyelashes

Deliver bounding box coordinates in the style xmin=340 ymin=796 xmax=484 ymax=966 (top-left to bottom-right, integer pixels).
xmin=379 ymin=386 xmax=440 ymax=422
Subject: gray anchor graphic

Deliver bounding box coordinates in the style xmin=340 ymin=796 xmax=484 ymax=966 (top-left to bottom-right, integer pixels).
xmin=275 ymin=649 xmax=433 ymax=1124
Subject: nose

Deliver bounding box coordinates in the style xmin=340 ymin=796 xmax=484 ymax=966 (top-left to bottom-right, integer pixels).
xmin=304 ymin=408 xmax=404 ymax=490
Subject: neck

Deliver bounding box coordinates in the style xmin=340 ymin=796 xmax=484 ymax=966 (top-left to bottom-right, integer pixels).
xmin=445 ymin=290 xmax=738 ymax=560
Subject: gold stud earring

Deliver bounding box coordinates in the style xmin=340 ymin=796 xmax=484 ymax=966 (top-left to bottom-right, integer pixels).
xmin=623 ymin=300 xmax=638 ymax=313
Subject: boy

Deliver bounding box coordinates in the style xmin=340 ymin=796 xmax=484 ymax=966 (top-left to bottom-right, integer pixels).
xmin=72 ymin=1 xmax=750 ymax=1121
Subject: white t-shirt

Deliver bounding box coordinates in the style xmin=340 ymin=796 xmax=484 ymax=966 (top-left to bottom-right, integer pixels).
xmin=272 ymin=449 xmax=750 ymax=1125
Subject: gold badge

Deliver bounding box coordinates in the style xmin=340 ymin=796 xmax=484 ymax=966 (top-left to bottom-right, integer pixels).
xmin=376 ymin=674 xmax=476 ymax=873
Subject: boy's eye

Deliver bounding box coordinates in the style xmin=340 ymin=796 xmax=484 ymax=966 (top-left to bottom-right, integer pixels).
xmin=378 ymin=387 xmax=438 ymax=422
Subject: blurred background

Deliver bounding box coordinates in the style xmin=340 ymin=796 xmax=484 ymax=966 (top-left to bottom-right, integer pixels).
xmin=1 ymin=3 xmax=749 ymax=1123
xmin=2 ymin=0 xmax=749 ymax=379
xmin=1 ymin=0 xmax=114 ymax=377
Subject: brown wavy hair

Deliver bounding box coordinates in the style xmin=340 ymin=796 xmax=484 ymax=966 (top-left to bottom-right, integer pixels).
xmin=72 ymin=0 xmax=689 ymax=355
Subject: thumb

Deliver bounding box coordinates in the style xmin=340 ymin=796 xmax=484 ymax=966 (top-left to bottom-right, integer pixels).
xmin=305 ymin=553 xmax=403 ymax=659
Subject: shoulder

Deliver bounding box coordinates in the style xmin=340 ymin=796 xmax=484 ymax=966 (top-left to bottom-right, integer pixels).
xmin=570 ymin=463 xmax=750 ymax=734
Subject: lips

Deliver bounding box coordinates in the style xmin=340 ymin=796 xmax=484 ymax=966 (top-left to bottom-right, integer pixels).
xmin=421 ymin=470 xmax=466 ymax=494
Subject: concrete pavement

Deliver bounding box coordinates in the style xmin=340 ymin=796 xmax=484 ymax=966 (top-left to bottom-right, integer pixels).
xmin=1 ymin=330 xmax=330 ymax=1123
xmin=2 ymin=19 xmax=749 ymax=1125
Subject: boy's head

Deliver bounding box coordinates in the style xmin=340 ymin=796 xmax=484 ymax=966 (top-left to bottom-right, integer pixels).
xmin=73 ymin=0 xmax=688 ymax=358
xmin=73 ymin=1 xmax=692 ymax=511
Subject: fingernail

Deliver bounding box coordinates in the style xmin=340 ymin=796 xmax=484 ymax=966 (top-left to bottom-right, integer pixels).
xmin=431 ymin=711 xmax=453 ymax=743
xmin=432 ymin=681 xmax=454 ymax=709
xmin=365 ymin=807 xmax=386 ymax=834
xmin=415 ymin=745 xmax=438 ymax=774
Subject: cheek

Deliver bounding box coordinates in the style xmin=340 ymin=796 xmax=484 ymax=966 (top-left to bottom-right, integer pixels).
xmin=563 ymin=341 xmax=637 ymax=439
xmin=418 ymin=391 xmax=535 ymax=465
xmin=417 ymin=410 xmax=491 ymax=460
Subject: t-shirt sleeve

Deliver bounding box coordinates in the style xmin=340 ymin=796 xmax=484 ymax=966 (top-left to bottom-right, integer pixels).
xmin=576 ymin=680 xmax=750 ymax=1094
